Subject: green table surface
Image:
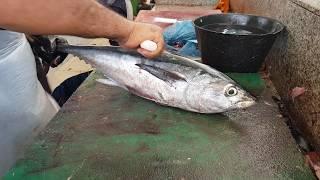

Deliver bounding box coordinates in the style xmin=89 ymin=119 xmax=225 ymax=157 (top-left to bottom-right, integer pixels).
xmin=3 ymin=72 xmax=314 ymax=180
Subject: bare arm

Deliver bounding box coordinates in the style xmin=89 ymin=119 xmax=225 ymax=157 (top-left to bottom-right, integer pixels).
xmin=0 ymin=0 xmax=164 ymax=57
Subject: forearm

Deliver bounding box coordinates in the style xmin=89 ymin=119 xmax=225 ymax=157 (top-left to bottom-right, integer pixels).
xmin=0 ymin=0 xmax=133 ymax=40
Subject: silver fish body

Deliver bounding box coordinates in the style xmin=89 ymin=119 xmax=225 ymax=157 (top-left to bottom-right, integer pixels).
xmin=58 ymin=45 xmax=255 ymax=113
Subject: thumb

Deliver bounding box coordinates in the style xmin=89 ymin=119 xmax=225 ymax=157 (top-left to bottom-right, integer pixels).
xmin=137 ymin=48 xmax=155 ymax=59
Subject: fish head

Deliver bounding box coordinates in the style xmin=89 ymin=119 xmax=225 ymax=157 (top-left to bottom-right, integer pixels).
xmin=188 ymin=78 xmax=256 ymax=113
xmin=221 ymin=83 xmax=256 ymax=110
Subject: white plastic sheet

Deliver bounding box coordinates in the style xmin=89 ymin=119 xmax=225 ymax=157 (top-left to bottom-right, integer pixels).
xmin=0 ymin=30 xmax=59 ymax=175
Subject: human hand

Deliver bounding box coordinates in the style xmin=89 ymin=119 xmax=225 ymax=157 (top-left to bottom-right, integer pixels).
xmin=118 ymin=22 xmax=165 ymax=58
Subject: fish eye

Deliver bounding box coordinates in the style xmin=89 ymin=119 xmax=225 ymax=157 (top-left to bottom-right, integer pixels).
xmin=225 ymin=86 xmax=238 ymax=97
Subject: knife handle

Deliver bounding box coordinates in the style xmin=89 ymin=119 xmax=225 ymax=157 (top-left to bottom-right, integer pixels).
xmin=140 ymin=40 xmax=157 ymax=52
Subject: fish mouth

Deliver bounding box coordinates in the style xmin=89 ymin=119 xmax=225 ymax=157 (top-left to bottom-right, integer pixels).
xmin=236 ymin=96 xmax=256 ymax=109
xmin=236 ymin=100 xmax=256 ymax=108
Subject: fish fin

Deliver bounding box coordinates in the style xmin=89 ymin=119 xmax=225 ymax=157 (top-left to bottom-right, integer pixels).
xmin=96 ymin=78 xmax=123 ymax=88
xmin=136 ymin=64 xmax=187 ymax=84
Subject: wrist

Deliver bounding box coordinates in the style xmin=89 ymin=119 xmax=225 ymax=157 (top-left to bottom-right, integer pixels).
xmin=115 ymin=20 xmax=135 ymax=44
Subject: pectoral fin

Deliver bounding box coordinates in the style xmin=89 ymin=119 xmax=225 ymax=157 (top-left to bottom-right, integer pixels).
xmin=136 ymin=64 xmax=186 ymax=84
xmin=96 ymin=78 xmax=118 ymax=86
xmin=96 ymin=78 xmax=127 ymax=90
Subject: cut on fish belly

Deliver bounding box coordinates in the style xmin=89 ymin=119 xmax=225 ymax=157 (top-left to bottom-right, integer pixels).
xmin=57 ymin=45 xmax=256 ymax=113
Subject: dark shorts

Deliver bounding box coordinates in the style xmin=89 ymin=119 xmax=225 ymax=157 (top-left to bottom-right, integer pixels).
xmin=52 ymin=71 xmax=92 ymax=106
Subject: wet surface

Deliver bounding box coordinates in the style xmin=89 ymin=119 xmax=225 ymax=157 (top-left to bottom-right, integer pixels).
xmin=3 ymin=72 xmax=314 ymax=179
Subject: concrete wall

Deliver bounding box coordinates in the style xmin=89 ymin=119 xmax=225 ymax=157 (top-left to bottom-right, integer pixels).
xmin=230 ymin=0 xmax=320 ymax=149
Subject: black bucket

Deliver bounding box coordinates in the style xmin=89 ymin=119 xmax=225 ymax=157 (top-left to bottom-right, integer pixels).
xmin=193 ymin=13 xmax=284 ymax=73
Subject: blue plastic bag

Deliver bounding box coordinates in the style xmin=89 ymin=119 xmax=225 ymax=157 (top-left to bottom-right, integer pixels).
xmin=163 ymin=21 xmax=201 ymax=57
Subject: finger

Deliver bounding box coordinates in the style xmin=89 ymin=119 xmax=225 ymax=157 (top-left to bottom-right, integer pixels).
xmin=137 ymin=48 xmax=156 ymax=59
xmin=138 ymin=45 xmax=164 ymax=59
xmin=151 ymin=34 xmax=165 ymax=56
xmin=139 ymin=46 xmax=163 ymax=59
xmin=156 ymin=36 xmax=165 ymax=53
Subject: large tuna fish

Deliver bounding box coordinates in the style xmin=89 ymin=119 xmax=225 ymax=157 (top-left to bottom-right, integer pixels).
xmin=57 ymin=45 xmax=255 ymax=113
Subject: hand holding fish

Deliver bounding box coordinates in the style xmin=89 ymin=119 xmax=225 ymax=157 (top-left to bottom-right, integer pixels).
xmin=117 ymin=22 xmax=165 ymax=59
